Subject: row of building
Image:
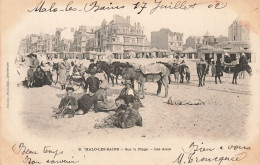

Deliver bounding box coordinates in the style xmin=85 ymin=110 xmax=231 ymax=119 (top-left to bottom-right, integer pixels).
xmin=18 ymin=15 xmax=252 ymax=63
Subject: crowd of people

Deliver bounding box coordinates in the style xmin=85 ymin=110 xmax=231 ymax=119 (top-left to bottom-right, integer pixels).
xmin=20 ymin=52 xmax=250 ymax=128
xmin=54 ymin=65 xmax=143 ymax=128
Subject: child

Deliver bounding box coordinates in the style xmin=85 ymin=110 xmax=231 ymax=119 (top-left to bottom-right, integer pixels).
xmin=54 ymin=87 xmax=78 ymax=118
xmin=27 ymin=66 xmax=34 ymax=88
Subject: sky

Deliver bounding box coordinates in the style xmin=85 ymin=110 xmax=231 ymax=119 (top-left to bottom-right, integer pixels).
xmin=10 ymin=3 xmax=238 ymax=50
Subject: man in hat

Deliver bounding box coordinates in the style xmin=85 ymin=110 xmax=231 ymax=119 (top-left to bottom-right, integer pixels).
xmin=239 ymin=53 xmax=248 ymax=65
xmin=54 ymin=87 xmax=78 ymax=118
xmin=224 ymin=52 xmax=231 ymax=63
xmin=88 ymin=59 xmax=96 ymax=73
xmin=84 ymin=68 xmax=100 ymax=93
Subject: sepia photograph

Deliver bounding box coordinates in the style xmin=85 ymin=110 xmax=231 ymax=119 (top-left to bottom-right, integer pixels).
xmin=1 ymin=0 xmax=260 ymax=164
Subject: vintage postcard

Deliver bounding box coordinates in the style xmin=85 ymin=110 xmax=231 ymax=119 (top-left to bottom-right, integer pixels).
xmin=1 ymin=0 xmax=260 ymax=164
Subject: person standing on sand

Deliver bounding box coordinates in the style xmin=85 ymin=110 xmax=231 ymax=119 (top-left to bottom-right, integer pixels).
xmin=172 ymin=60 xmax=180 ymax=85
xmin=88 ymin=59 xmax=96 ymax=73
xmin=84 ymin=69 xmax=100 ymax=93
xmin=31 ymin=54 xmax=40 ymax=71
xmin=58 ymin=58 xmax=71 ymax=90
xmin=215 ymin=58 xmax=222 ymax=84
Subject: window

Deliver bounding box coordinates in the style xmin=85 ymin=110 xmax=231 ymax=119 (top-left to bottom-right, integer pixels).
xmin=124 ymin=37 xmax=130 ymax=43
xmin=132 ymin=38 xmax=135 ymax=43
xmin=137 ymin=38 xmax=143 ymax=44
xmin=112 ymin=38 xmax=116 ymax=42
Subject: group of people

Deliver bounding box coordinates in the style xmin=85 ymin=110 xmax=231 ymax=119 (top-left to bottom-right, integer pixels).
xmin=210 ymin=52 xmax=248 ymax=84
xmin=57 ymin=58 xmax=98 ymax=90
xmin=209 ymin=58 xmax=222 ymax=84
xmin=54 ymin=66 xmax=143 ymax=128
xmin=171 ymin=58 xmax=191 ymax=84
xmin=26 ymin=54 xmax=46 ymax=87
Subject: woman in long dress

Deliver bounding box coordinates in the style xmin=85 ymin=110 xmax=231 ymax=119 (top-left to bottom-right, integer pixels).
xmin=117 ymin=80 xmax=143 ymax=110
xmin=58 ymin=58 xmax=71 ymax=90
xmin=95 ymin=81 xmax=117 ymax=111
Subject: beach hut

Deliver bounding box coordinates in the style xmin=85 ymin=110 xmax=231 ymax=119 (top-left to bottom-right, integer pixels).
xmin=183 ymin=47 xmax=197 ymax=59
xmin=213 ymin=48 xmax=225 ymax=61
xmin=227 ymin=47 xmax=245 ymax=62
xmin=198 ymin=45 xmax=216 ymax=62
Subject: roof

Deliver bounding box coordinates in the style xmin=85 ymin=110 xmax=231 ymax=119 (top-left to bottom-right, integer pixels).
xmin=213 ymin=48 xmax=224 ymax=53
xmin=183 ymin=47 xmax=196 ymax=53
xmin=227 ymin=47 xmax=245 ymax=53
xmin=154 ymin=28 xmax=183 ymax=36
xmin=198 ymin=45 xmax=215 ymax=50
xmin=215 ymin=41 xmax=250 ymax=49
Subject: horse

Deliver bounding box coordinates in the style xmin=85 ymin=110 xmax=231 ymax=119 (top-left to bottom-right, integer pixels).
xmin=232 ymin=64 xmax=252 ymax=84
xmin=111 ymin=61 xmax=132 ymax=85
xmin=121 ymin=63 xmax=170 ymax=99
xmin=156 ymin=62 xmax=175 ymax=84
xmin=96 ymin=61 xmax=115 ymax=85
xmin=196 ymin=62 xmax=209 ymax=87
xmin=179 ymin=64 xmax=190 ymax=83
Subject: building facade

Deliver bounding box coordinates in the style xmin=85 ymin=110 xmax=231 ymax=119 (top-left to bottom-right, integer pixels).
xmin=228 ymin=18 xmax=250 ymax=41
xmin=72 ymin=26 xmax=97 ymax=53
xmin=184 ymin=36 xmax=203 ymax=50
xmin=95 ymin=15 xmax=150 ymax=58
xmin=151 ymin=28 xmax=183 ymax=53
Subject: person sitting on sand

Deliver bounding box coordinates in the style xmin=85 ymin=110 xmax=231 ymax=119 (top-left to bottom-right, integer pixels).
xmin=113 ymin=98 xmax=142 ymax=128
xmin=94 ymin=98 xmax=143 ymax=129
xmin=95 ymin=81 xmax=117 ymax=111
xmin=76 ymin=91 xmax=98 ymax=114
xmin=54 ymin=87 xmax=78 ymax=118
xmin=33 ymin=66 xmax=45 ymax=87
xmin=117 ymin=80 xmax=143 ymax=110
